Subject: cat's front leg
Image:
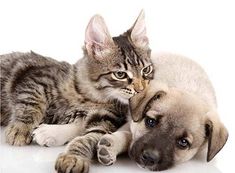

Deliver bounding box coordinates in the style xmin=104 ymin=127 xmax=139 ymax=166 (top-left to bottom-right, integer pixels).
xmin=5 ymin=110 xmax=44 ymax=146
xmin=97 ymin=123 xmax=132 ymax=165
xmin=5 ymin=92 xmax=46 ymax=146
xmin=5 ymin=121 xmax=33 ymax=146
xmin=33 ymin=123 xmax=82 ymax=147
xmin=55 ymin=131 xmax=103 ymax=173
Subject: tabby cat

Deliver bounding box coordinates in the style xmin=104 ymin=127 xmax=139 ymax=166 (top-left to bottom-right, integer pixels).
xmin=0 ymin=11 xmax=153 ymax=173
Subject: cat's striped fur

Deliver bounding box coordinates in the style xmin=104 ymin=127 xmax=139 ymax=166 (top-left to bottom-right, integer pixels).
xmin=0 ymin=11 xmax=152 ymax=173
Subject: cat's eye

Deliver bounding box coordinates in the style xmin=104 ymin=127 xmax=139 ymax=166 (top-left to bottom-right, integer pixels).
xmin=141 ymin=65 xmax=153 ymax=76
xmin=112 ymin=71 xmax=128 ymax=80
xmin=176 ymin=138 xmax=190 ymax=150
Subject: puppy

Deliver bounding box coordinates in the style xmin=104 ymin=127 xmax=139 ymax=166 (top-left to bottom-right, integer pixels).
xmin=96 ymin=53 xmax=228 ymax=171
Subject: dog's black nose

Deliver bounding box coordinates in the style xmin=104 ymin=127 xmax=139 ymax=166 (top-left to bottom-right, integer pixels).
xmin=141 ymin=149 xmax=160 ymax=166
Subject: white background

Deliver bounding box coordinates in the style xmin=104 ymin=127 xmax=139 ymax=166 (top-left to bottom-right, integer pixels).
xmin=0 ymin=0 xmax=234 ymax=173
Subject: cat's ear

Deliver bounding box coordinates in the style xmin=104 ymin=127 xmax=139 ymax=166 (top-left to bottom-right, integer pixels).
xmin=85 ymin=15 xmax=115 ymax=59
xmin=129 ymin=10 xmax=149 ymax=48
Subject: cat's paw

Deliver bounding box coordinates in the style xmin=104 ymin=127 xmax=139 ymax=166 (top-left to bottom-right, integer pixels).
xmin=55 ymin=153 xmax=89 ymax=173
xmin=5 ymin=122 xmax=32 ymax=146
xmin=97 ymin=134 xmax=117 ymax=166
xmin=33 ymin=124 xmax=65 ymax=147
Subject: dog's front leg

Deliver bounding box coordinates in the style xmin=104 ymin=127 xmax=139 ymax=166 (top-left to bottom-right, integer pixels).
xmin=97 ymin=123 xmax=132 ymax=165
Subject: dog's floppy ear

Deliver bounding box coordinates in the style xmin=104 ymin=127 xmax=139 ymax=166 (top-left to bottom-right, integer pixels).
xmin=205 ymin=111 xmax=228 ymax=162
xmin=129 ymin=83 xmax=167 ymax=122
xmin=129 ymin=90 xmax=151 ymax=122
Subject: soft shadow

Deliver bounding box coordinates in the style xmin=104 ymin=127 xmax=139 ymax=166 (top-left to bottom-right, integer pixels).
xmin=91 ymin=154 xmax=223 ymax=173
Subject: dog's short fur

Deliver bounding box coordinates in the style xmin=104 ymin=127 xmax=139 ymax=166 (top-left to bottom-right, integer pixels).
xmin=96 ymin=53 xmax=228 ymax=171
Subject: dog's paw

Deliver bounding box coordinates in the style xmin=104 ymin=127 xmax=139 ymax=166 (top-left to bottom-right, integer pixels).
xmin=97 ymin=134 xmax=117 ymax=166
xmin=33 ymin=124 xmax=64 ymax=147
xmin=55 ymin=153 xmax=89 ymax=173
xmin=5 ymin=122 xmax=32 ymax=146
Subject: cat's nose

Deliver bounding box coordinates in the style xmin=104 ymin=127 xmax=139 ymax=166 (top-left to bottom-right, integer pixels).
xmin=133 ymin=79 xmax=145 ymax=93
xmin=135 ymin=85 xmax=144 ymax=93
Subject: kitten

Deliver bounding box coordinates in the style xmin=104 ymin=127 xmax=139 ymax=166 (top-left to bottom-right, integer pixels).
xmin=0 ymin=11 xmax=153 ymax=172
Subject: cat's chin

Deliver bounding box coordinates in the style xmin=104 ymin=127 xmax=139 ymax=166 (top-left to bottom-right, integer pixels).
xmin=108 ymin=93 xmax=130 ymax=104
xmin=105 ymin=88 xmax=136 ymax=104
xmin=115 ymin=96 xmax=129 ymax=104
xmin=115 ymin=92 xmax=134 ymax=104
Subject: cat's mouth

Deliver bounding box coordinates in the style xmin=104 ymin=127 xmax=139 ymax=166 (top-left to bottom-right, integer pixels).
xmin=120 ymin=88 xmax=137 ymax=98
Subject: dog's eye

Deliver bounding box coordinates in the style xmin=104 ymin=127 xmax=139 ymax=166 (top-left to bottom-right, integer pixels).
xmin=177 ymin=138 xmax=190 ymax=149
xmin=145 ymin=117 xmax=158 ymax=128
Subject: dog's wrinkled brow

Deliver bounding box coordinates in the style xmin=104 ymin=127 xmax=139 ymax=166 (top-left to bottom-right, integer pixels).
xmin=141 ymin=93 xmax=162 ymax=119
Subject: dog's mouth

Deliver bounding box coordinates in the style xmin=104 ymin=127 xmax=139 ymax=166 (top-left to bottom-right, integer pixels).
xmin=129 ymin=142 xmax=174 ymax=171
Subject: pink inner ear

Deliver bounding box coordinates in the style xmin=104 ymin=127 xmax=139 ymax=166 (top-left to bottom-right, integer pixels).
xmin=135 ymin=36 xmax=149 ymax=47
xmin=85 ymin=15 xmax=113 ymax=49
xmin=85 ymin=30 xmax=104 ymax=48
xmin=130 ymin=11 xmax=149 ymax=47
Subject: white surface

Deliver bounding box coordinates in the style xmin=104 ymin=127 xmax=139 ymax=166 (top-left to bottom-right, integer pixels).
xmin=0 ymin=0 xmax=234 ymax=173
xmin=0 ymin=128 xmax=232 ymax=173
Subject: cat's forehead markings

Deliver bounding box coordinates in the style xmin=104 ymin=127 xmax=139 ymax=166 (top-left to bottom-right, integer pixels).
xmin=143 ymin=62 xmax=152 ymax=68
xmin=120 ymin=64 xmax=127 ymax=71
xmin=114 ymin=65 xmax=124 ymax=71
xmin=132 ymin=53 xmax=141 ymax=66
xmin=141 ymin=58 xmax=149 ymax=65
